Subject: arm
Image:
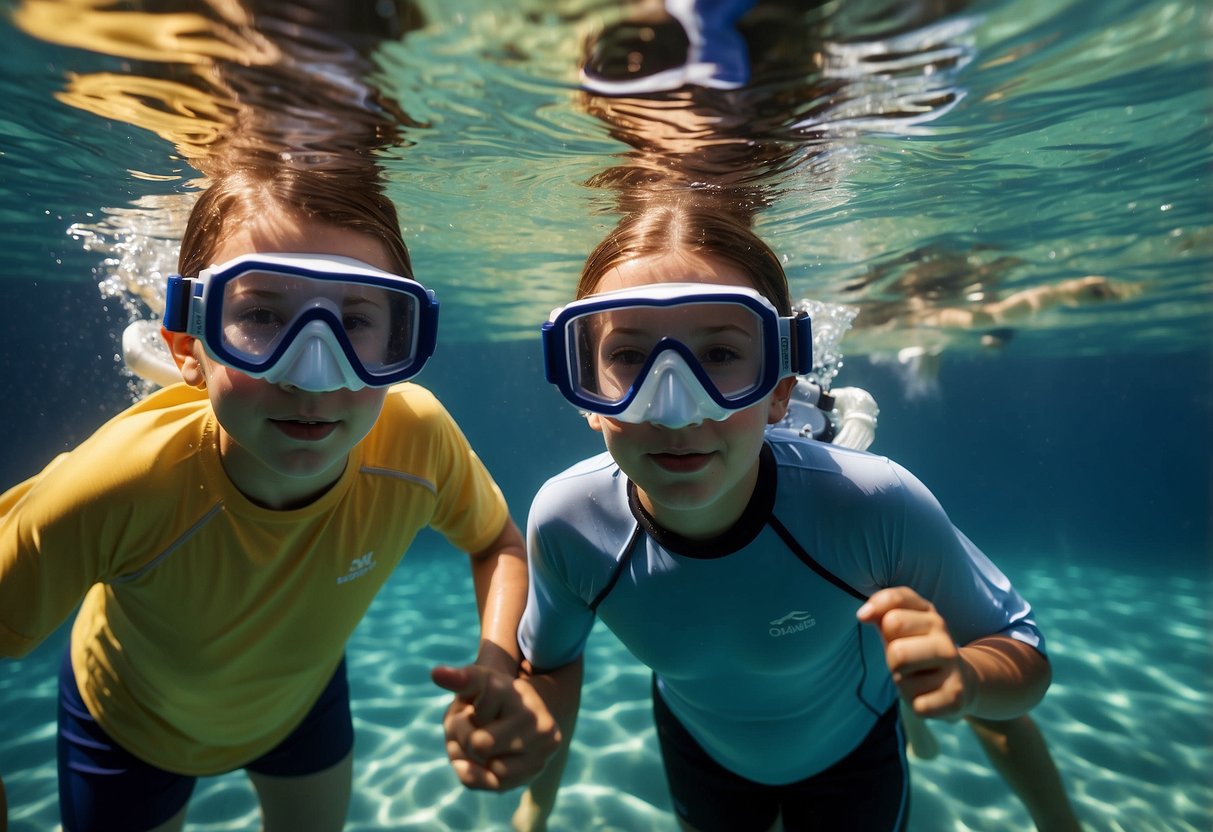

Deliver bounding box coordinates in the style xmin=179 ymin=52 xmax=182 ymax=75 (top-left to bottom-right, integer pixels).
xmin=1 ymin=460 xmax=98 ymax=659
xmin=857 ymin=587 xmax=1051 ymax=721
xmin=514 ymin=656 xmax=583 ymax=832
xmin=431 ymin=519 xmax=561 ymax=790
xmin=468 ymin=518 xmax=528 ymax=675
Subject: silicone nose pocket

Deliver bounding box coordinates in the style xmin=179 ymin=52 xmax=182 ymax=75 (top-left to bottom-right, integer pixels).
xmin=261 ymin=321 xmax=365 ymax=392
xmin=618 ymin=350 xmax=733 ymax=426
xmin=644 ymin=362 xmax=706 ymax=427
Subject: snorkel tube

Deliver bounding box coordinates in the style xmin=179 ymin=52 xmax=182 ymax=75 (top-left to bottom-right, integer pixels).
xmin=122 ymin=319 xmax=183 ymax=388
xmin=781 ymin=297 xmax=880 ymax=452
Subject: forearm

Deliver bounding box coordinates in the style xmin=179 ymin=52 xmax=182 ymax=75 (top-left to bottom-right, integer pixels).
xmin=959 ymin=636 xmax=1051 ymax=720
xmin=524 ymin=655 xmax=583 ymax=743
xmin=468 ymin=519 xmax=528 ymax=675
xmin=514 ymin=656 xmax=583 ymax=822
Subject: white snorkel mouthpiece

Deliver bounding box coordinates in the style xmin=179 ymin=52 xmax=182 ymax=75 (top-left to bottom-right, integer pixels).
xmin=259 ymin=320 xmax=366 ymax=392
xmin=614 ymin=350 xmax=733 ymax=428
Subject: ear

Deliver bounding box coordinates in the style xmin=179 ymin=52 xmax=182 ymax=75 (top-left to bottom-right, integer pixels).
xmin=162 ymin=327 xmax=206 ymax=388
xmin=766 ymin=377 xmax=798 ymax=424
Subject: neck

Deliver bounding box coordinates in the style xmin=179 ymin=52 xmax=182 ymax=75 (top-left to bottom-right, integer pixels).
xmin=637 ymin=459 xmax=761 ymax=540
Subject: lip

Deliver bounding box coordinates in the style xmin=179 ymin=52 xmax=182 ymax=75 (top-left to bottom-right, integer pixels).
xmin=649 ymin=451 xmax=713 ymax=474
xmin=270 ymin=418 xmax=339 ymax=442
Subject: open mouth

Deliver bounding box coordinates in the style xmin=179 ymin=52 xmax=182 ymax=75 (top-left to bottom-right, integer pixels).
xmin=650 ymin=451 xmax=712 ymax=473
xmin=271 ymin=419 xmax=339 ymax=442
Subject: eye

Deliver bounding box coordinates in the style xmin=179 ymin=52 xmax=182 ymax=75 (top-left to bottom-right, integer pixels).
xmin=605 ymin=346 xmax=648 ymax=366
xmin=343 ymin=313 xmax=375 ymax=332
xmin=700 ymin=345 xmax=743 ymax=365
xmin=236 ymin=306 xmax=284 ymax=327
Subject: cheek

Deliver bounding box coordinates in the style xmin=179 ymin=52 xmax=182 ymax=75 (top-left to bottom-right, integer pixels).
xmin=203 ymin=370 xmax=260 ymax=421
xmin=595 ymin=419 xmax=640 ymax=455
xmin=723 ymin=404 xmax=776 ymax=443
xmin=360 ymin=390 xmax=389 ymax=418
xmin=346 ymin=388 xmax=390 ymax=428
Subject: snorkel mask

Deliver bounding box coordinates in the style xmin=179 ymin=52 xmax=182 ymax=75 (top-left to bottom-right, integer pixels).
xmin=542 ymin=282 xmax=812 ymax=428
xmin=163 ymin=253 xmax=439 ymax=392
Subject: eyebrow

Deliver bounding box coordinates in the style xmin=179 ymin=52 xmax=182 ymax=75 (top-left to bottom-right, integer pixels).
xmin=605 ymin=323 xmax=756 ymax=338
xmin=229 ymin=287 xmax=384 ymax=308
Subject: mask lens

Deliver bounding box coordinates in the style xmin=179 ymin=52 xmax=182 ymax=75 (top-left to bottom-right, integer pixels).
xmin=566 ymin=300 xmax=767 ymax=406
xmin=219 ymin=271 xmax=419 ymax=374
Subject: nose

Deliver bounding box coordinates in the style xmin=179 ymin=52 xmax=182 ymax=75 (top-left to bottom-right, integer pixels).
xmin=643 ymin=364 xmax=706 ymax=429
xmin=276 ymin=336 xmax=349 ymax=393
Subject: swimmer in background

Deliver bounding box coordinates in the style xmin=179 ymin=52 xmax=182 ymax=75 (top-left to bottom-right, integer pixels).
xmin=0 ymin=166 xmax=556 ymax=831
xmin=838 ymin=245 xmax=1145 ymax=397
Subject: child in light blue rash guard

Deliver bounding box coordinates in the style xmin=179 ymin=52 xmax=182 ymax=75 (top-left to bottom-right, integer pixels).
xmin=453 ymin=202 xmax=1051 ymax=832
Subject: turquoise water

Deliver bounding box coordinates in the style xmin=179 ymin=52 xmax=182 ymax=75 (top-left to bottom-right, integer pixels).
xmin=1 ymin=0 xmax=1211 ymax=829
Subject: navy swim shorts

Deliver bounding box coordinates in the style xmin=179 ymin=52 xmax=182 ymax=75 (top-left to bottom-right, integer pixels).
xmin=57 ymin=648 xmax=354 ymax=831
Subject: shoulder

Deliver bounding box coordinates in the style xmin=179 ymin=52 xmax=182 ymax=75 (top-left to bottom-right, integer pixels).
xmin=765 ymin=431 xmax=945 ymax=519
xmin=5 ymin=388 xmax=216 ymax=565
xmin=359 ymin=385 xmax=504 ymax=510
xmin=46 ymin=386 xmax=211 ymax=492
xmin=364 ymin=383 xmax=465 ymax=455
xmin=376 ymin=382 xmax=450 ymax=425
xmin=530 ymin=451 xmax=627 ymax=529
xmin=766 ymin=430 xmax=903 ymax=488
xmin=533 ymin=451 xmax=620 ymax=506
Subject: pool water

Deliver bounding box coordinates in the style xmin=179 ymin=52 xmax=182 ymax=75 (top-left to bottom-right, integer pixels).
xmin=1 ymin=0 xmax=1210 ymax=829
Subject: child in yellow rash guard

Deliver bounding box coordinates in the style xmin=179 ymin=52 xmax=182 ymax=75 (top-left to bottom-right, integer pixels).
xmin=3 ymin=382 xmax=500 ymax=772
xmin=0 ymin=167 xmax=557 ymax=832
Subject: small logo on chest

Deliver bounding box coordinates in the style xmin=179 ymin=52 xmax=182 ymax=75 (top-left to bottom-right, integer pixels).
xmin=337 ymin=551 xmax=377 ymax=585
xmin=769 ymin=610 xmax=816 ymax=637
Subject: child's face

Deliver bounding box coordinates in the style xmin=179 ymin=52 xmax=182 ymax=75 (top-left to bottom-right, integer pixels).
xmin=174 ymin=216 xmax=394 ymax=509
xmin=585 ymin=253 xmax=795 ymax=539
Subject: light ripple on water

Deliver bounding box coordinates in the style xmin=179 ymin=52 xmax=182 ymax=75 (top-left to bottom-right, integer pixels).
xmin=1 ymin=551 xmax=1210 ymax=831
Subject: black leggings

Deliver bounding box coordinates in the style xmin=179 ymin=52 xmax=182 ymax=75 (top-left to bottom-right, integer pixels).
xmin=652 ymin=678 xmax=909 ymax=832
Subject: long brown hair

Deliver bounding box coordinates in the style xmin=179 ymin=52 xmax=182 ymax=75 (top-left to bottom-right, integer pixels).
xmin=578 ymin=197 xmax=792 ymax=315
xmin=177 ymin=165 xmax=412 ymax=278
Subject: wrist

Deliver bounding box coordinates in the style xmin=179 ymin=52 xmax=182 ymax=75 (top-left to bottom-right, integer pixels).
xmin=475 ymin=642 xmax=522 ymax=678
xmin=957 ymin=649 xmax=982 ymax=718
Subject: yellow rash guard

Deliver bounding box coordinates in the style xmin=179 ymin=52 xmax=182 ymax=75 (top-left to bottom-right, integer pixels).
xmin=0 ymin=382 xmax=509 ymax=775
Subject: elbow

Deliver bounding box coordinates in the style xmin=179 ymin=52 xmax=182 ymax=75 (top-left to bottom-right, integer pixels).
xmin=1029 ymin=647 xmax=1053 ymax=706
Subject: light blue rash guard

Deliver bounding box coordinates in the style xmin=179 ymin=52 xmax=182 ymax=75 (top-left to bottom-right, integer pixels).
xmin=519 ymin=430 xmax=1045 ymax=786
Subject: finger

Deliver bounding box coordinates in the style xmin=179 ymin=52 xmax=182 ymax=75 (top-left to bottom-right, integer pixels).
xmin=481 ymin=752 xmax=548 ymax=792
xmin=905 ymin=675 xmax=967 ymax=720
xmin=465 ymin=708 xmax=558 ymax=760
xmin=431 ymin=664 xmax=481 ymax=698
xmin=856 ymin=586 xmax=931 ymax=623
xmin=872 ymin=607 xmax=938 ymax=642
xmin=884 ymin=633 xmax=958 ymax=678
xmin=448 ymin=755 xmax=502 ymax=791
xmin=443 ymin=701 xmax=478 ymax=745
xmin=892 ymin=665 xmax=951 ymax=698
xmin=443 ymin=703 xmax=489 ymax=765
xmin=433 ymin=664 xmax=509 ymax=725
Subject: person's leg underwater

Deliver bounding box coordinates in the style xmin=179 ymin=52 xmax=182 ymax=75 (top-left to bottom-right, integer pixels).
xmin=967 ymin=715 xmax=1082 ymax=832
xmin=247 ymin=753 xmax=354 ymax=832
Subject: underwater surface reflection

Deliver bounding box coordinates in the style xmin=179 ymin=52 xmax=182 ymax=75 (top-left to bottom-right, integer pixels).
xmin=0 ymin=0 xmax=1209 ymax=829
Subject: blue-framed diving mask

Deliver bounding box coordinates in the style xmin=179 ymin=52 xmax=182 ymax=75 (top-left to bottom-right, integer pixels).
xmin=542 ymin=282 xmax=812 ymax=428
xmin=163 ymin=252 xmax=439 ymax=392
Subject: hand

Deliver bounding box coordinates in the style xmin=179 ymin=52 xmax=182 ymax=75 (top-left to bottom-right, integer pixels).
xmin=431 ymin=663 xmax=561 ymax=791
xmin=857 ymin=587 xmax=974 ymax=720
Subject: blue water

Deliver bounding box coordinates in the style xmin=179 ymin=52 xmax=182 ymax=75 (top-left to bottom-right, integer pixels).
xmin=1 ymin=0 xmax=1211 ymax=829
